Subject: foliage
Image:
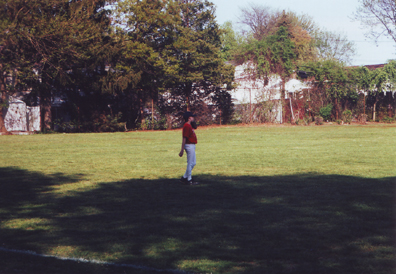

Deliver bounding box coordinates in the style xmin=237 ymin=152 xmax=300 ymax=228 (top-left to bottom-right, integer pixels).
xmin=314 ymin=115 xmax=324 ymax=125
xmin=53 ymin=112 xmax=126 ymax=133
xmin=302 ymin=60 xmax=363 ymax=120
xmin=319 ymin=103 xmax=333 ymax=121
xmin=234 ymin=25 xmax=297 ymax=84
xmin=0 ymin=0 xmax=115 ymax=132
xmin=165 ymin=0 xmax=234 ymax=110
xmin=365 ymin=61 xmax=396 ymax=121
xmin=382 ymin=116 xmax=395 ymax=123
xmin=342 ymin=109 xmax=353 ymax=124
xmin=113 ymin=0 xmax=234 ymax=128
xmin=220 ymin=21 xmax=243 ymax=61
xmin=254 ymin=100 xmax=279 ymax=123
xmin=237 ymin=4 xmax=355 ymax=64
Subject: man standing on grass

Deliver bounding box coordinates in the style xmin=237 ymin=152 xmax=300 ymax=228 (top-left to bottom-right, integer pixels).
xmin=179 ymin=111 xmax=199 ymax=185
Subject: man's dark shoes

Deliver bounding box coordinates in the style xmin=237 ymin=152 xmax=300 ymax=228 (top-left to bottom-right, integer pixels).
xmin=187 ymin=180 xmax=199 ymax=185
xmin=180 ymin=176 xmax=199 ymax=185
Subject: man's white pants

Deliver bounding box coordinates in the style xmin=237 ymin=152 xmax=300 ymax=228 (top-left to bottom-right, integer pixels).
xmin=183 ymin=144 xmax=196 ymax=181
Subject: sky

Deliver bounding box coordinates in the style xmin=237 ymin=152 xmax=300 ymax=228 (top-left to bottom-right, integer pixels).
xmin=210 ymin=0 xmax=395 ymax=66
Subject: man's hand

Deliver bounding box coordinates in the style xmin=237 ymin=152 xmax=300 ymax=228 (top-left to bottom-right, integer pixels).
xmin=179 ymin=150 xmax=184 ymax=157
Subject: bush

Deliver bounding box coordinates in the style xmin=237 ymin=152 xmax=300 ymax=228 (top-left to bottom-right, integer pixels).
xmin=97 ymin=113 xmax=126 ymax=132
xmin=358 ymin=114 xmax=368 ymax=124
xmin=53 ymin=112 xmax=126 ymax=133
xmin=342 ymin=110 xmax=352 ymax=124
xmin=319 ymin=104 xmax=333 ymax=121
xmin=382 ymin=116 xmax=395 ymax=123
xmin=53 ymin=120 xmax=79 ymax=133
xmin=303 ymin=116 xmax=312 ymax=125
xmin=142 ymin=117 xmax=169 ymax=130
xmin=314 ymin=116 xmax=323 ymax=125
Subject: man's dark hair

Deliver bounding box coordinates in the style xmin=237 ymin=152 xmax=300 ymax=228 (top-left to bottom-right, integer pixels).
xmin=183 ymin=111 xmax=196 ymax=122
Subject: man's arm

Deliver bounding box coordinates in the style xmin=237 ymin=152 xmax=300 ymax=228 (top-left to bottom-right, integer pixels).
xmin=179 ymin=137 xmax=186 ymax=157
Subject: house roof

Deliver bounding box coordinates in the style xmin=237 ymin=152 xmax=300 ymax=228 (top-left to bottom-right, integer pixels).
xmin=349 ymin=64 xmax=385 ymax=70
xmin=363 ymin=64 xmax=385 ymax=70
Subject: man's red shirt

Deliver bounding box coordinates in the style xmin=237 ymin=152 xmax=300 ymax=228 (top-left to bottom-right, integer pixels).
xmin=182 ymin=122 xmax=197 ymax=144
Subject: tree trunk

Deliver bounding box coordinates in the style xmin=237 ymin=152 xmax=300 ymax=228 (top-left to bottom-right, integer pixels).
xmin=219 ymin=108 xmax=222 ymax=125
xmin=41 ymin=95 xmax=52 ymax=132
xmin=139 ymin=97 xmax=145 ymax=129
xmin=387 ymin=92 xmax=392 ymax=118
xmin=151 ymin=98 xmax=154 ymax=130
xmin=289 ymin=97 xmax=295 ymax=124
xmin=249 ymin=88 xmax=252 ymax=124
xmin=186 ymin=96 xmax=190 ymax=111
xmin=0 ymin=68 xmax=7 ymax=132
xmin=373 ymin=98 xmax=377 ymax=122
xmin=0 ymin=94 xmax=6 ymax=133
xmin=0 ymin=77 xmax=6 ymax=133
xmin=185 ymin=83 xmax=192 ymax=111
xmin=394 ymin=92 xmax=396 ymax=117
xmin=281 ymin=79 xmax=286 ymax=124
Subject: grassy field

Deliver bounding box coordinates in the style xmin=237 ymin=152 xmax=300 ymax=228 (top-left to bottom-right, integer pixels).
xmin=0 ymin=124 xmax=395 ymax=274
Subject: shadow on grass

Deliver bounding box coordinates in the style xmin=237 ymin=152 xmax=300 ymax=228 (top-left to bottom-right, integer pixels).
xmin=0 ymin=167 xmax=395 ymax=274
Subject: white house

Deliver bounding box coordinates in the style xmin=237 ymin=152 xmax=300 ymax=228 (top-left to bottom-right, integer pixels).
xmin=230 ymin=63 xmax=311 ymax=123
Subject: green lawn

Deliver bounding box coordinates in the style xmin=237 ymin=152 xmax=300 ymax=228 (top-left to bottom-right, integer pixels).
xmin=0 ymin=124 xmax=395 ymax=274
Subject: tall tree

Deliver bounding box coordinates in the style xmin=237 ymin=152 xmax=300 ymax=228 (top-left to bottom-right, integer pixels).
xmin=113 ymin=0 xmax=233 ymax=127
xmin=113 ymin=0 xmax=180 ymax=127
xmin=356 ymin=66 xmax=374 ymax=114
xmin=238 ymin=3 xmax=280 ymax=41
xmin=220 ymin=21 xmax=243 ymax=62
xmin=285 ymin=12 xmax=356 ymax=64
xmin=371 ymin=67 xmax=388 ymax=121
xmin=237 ymin=4 xmax=356 ymax=64
xmin=369 ymin=61 xmax=396 ymax=120
xmin=0 ymin=0 xmax=114 ymax=131
xmin=235 ymin=10 xmax=305 ymax=123
xmin=303 ymin=60 xmax=354 ymax=120
xmin=314 ymin=30 xmax=356 ymax=64
xmin=353 ymin=0 xmax=396 ymax=43
xmin=168 ymin=0 xmax=233 ymax=112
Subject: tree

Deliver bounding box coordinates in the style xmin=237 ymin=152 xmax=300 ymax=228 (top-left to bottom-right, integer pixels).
xmin=238 ymin=4 xmax=356 ymax=64
xmin=0 ymin=0 xmax=115 ymax=131
xmin=167 ymin=0 xmax=234 ymax=113
xmin=370 ymin=67 xmax=388 ymax=121
xmin=353 ymin=0 xmax=396 ymax=43
xmin=356 ymin=66 xmax=374 ymax=115
xmin=113 ymin=0 xmax=234 ymax=128
xmin=284 ymin=12 xmax=356 ymax=64
xmin=314 ymin=30 xmax=356 ymax=64
xmin=234 ymin=21 xmax=298 ymax=123
xmin=113 ymin=0 xmax=180 ymax=128
xmin=369 ymin=61 xmax=396 ymax=121
xmin=238 ymin=3 xmax=280 ymax=41
xmin=385 ymin=60 xmax=396 ymax=117
xmin=220 ymin=21 xmax=243 ymax=62
xmin=303 ymin=60 xmax=356 ymax=120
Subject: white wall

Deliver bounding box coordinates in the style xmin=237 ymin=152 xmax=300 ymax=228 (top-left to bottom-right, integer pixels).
xmin=5 ymin=98 xmax=40 ymax=132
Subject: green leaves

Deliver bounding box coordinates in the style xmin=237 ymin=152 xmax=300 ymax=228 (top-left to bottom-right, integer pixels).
xmin=234 ymin=25 xmax=297 ymax=81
